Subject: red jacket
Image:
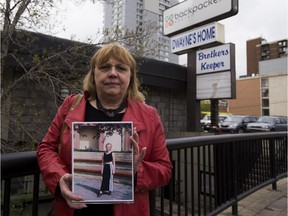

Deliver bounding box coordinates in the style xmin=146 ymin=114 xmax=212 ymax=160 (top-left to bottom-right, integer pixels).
xmin=37 ymin=94 xmax=172 ymax=216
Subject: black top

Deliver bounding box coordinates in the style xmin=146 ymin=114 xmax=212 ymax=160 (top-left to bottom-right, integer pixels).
xmin=74 ymin=100 xmax=124 ymax=216
xmin=85 ymin=99 xmax=125 ymax=122
xmin=103 ymin=152 xmax=113 ymax=163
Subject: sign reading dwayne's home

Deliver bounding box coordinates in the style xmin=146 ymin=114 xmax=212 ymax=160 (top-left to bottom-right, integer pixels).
xmin=171 ymin=22 xmax=225 ymax=54
xmin=196 ymin=43 xmax=236 ymax=100
xmin=163 ymin=0 xmax=238 ymax=36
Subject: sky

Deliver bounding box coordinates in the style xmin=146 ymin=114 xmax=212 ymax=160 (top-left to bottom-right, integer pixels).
xmin=53 ymin=0 xmax=288 ymax=78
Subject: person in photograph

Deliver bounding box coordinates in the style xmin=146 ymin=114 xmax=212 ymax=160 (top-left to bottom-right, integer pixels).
xmin=37 ymin=43 xmax=172 ymax=216
xmin=98 ymin=143 xmax=115 ymax=197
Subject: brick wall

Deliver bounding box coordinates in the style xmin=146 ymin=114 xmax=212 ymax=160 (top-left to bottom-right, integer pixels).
xmin=228 ymin=77 xmax=261 ymax=116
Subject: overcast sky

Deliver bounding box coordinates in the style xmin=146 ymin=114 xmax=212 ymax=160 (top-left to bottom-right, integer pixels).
xmin=54 ymin=0 xmax=288 ymax=78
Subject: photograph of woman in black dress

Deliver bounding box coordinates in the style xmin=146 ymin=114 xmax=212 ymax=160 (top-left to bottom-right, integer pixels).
xmin=98 ymin=143 xmax=115 ymax=197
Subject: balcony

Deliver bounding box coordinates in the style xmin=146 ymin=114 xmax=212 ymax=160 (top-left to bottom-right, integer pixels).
xmin=1 ymin=132 xmax=287 ymax=216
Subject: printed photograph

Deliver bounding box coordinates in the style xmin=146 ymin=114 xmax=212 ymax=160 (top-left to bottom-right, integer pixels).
xmin=72 ymin=121 xmax=134 ymax=204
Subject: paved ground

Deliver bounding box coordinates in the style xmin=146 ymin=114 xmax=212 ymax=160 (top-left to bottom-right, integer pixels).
xmin=25 ymin=177 xmax=287 ymax=216
xmin=218 ymin=177 xmax=287 ymax=216
xmin=73 ymin=173 xmax=133 ymax=203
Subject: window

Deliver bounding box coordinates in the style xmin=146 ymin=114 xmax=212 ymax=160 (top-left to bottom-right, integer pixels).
xmin=262 ymin=109 xmax=269 ymax=116
xmin=278 ymin=40 xmax=287 ymax=47
xmin=249 ymin=117 xmax=258 ymax=122
xmin=262 ymin=99 xmax=269 ymax=107
xmin=278 ymin=46 xmax=287 ymax=57
xmin=261 ymin=50 xmax=270 ymax=60
xmin=243 ymin=118 xmax=249 ymax=123
xmin=260 ymin=44 xmax=270 ymax=60
xmin=261 ymin=78 xmax=268 ymax=88
xmin=278 ymin=46 xmax=286 ymax=53
xmin=262 ymin=89 xmax=269 ymax=97
xmin=280 ymin=118 xmax=287 ymax=124
xmin=261 ymin=44 xmax=269 ymax=51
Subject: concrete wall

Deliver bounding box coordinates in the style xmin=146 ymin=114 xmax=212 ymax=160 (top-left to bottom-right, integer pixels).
xmin=269 ymin=74 xmax=288 ymax=116
xmin=259 ymin=57 xmax=288 ymax=76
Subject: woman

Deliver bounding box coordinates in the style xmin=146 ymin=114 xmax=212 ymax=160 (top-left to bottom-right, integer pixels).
xmin=98 ymin=143 xmax=115 ymax=197
xmin=37 ymin=43 xmax=172 ymax=216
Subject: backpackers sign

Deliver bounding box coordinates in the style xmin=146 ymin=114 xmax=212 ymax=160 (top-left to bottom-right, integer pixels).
xmin=163 ymin=0 xmax=238 ymax=36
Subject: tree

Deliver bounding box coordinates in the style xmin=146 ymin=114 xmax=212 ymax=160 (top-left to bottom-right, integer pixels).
xmin=1 ymin=0 xmax=56 ymax=60
xmin=101 ymin=21 xmax=161 ymax=59
xmin=0 ymin=0 xmax=161 ymax=153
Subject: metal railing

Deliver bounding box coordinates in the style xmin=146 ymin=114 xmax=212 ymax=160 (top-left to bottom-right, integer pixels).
xmin=153 ymin=132 xmax=287 ymax=216
xmin=1 ymin=132 xmax=287 ymax=216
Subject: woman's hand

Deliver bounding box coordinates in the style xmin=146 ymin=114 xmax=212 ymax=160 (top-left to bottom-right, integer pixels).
xmin=59 ymin=173 xmax=87 ymax=209
xmin=130 ymin=128 xmax=146 ymax=173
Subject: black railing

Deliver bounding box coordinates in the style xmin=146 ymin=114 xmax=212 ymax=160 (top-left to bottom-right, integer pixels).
xmin=1 ymin=132 xmax=287 ymax=216
xmin=155 ymin=132 xmax=287 ymax=216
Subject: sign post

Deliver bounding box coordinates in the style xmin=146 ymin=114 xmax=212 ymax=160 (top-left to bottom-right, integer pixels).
xmin=187 ymin=50 xmax=201 ymax=131
xmin=163 ymin=0 xmax=238 ymax=132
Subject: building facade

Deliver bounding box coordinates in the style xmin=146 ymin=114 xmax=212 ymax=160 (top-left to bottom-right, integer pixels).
xmin=229 ymin=77 xmax=261 ymax=116
xmin=246 ymin=37 xmax=287 ymax=76
xmin=230 ymin=37 xmax=287 ymax=117
xmin=103 ymin=0 xmax=179 ymax=63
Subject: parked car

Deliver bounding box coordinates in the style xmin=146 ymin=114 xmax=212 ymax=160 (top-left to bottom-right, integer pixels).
xmin=219 ymin=115 xmax=258 ymax=133
xmin=246 ymin=116 xmax=288 ymax=132
xmin=201 ymin=114 xmax=230 ymax=131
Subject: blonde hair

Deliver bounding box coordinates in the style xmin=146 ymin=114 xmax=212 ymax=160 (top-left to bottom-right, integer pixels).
xmin=83 ymin=43 xmax=145 ymax=102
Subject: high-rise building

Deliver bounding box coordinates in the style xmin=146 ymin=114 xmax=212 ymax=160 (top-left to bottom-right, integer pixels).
xmin=103 ymin=0 xmax=179 ymax=64
xmin=246 ymin=37 xmax=287 ymax=76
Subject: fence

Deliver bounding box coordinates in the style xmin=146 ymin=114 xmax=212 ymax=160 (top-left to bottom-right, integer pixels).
xmin=1 ymin=132 xmax=287 ymax=216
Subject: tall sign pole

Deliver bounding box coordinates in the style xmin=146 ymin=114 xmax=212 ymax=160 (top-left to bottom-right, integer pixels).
xmin=164 ymin=0 xmax=238 ymax=132
xmin=187 ymin=50 xmax=201 ymax=131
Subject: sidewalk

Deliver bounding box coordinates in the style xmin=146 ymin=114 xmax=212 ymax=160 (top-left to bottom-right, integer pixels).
xmin=219 ymin=177 xmax=287 ymax=216
xmin=28 ymin=177 xmax=288 ymax=216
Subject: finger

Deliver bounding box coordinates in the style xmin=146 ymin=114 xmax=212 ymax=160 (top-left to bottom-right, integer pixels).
xmin=63 ymin=190 xmax=85 ymax=202
xmin=63 ymin=190 xmax=87 ymax=209
xmin=130 ymin=136 xmax=139 ymax=155
xmin=61 ymin=173 xmax=72 ymax=182
xmin=68 ymin=200 xmax=87 ymax=209
xmin=134 ymin=147 xmax=147 ymax=172
xmin=139 ymin=147 xmax=147 ymax=161
xmin=133 ymin=128 xmax=139 ymax=143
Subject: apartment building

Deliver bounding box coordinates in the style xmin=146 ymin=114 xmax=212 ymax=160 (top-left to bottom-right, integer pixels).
xmin=103 ymin=0 xmax=179 ymax=63
xmin=230 ymin=37 xmax=287 ymax=116
xmin=246 ymin=37 xmax=287 ymax=76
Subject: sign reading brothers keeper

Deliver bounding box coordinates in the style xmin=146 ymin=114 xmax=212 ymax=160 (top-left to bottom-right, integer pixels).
xmin=196 ymin=43 xmax=231 ymax=74
xmin=196 ymin=43 xmax=236 ymax=100
xmin=164 ymin=0 xmax=238 ymax=36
